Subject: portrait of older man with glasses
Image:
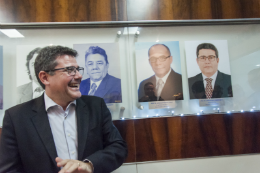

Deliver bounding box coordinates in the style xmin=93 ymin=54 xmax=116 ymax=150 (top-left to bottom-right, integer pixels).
xmin=188 ymin=43 xmax=233 ymax=99
xmin=138 ymin=44 xmax=183 ymax=102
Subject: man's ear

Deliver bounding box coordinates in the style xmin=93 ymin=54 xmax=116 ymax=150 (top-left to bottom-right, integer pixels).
xmin=169 ymin=56 xmax=173 ymax=64
xmin=38 ymin=71 xmax=50 ymax=87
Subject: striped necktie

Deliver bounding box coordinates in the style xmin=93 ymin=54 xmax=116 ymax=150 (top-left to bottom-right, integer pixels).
xmin=89 ymin=83 xmax=97 ymax=96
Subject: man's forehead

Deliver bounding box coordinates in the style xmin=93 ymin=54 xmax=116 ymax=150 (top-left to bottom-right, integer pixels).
xmin=149 ymin=45 xmax=169 ymax=56
xmin=86 ymin=54 xmax=105 ymax=61
xmin=55 ymin=55 xmax=77 ymax=65
xmin=198 ymin=49 xmax=216 ymax=55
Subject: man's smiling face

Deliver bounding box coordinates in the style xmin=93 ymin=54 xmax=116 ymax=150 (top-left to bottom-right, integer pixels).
xmin=47 ymin=55 xmax=82 ymax=103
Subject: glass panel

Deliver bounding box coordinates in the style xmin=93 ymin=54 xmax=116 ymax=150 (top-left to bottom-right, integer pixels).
xmin=0 ymin=23 xmax=260 ymax=122
xmin=129 ymin=24 xmax=260 ymax=117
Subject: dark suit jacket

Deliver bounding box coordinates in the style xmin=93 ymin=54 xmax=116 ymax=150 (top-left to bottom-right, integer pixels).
xmin=188 ymin=70 xmax=233 ymax=99
xmin=80 ymin=74 xmax=122 ymax=103
xmin=138 ymin=69 xmax=183 ymax=101
xmin=0 ymin=95 xmax=127 ymax=173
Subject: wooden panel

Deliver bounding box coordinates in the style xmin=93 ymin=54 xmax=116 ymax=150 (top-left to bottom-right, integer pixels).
xmin=181 ymin=114 xmax=231 ymax=158
xmin=232 ymin=112 xmax=260 ymax=154
xmin=134 ymin=112 xmax=260 ymax=162
xmin=127 ymin=0 xmax=260 ymax=20
xmin=0 ymin=0 xmax=127 ymax=22
xmin=1 ymin=0 xmax=260 ymax=23
xmin=113 ymin=119 xmax=136 ymax=163
xmin=134 ymin=117 xmax=182 ymax=162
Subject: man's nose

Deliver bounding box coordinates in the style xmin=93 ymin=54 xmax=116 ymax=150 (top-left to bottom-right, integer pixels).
xmin=74 ymin=70 xmax=82 ymax=79
xmin=155 ymin=58 xmax=161 ymax=65
xmin=93 ymin=62 xmax=99 ymax=69
xmin=205 ymin=58 xmax=211 ymax=63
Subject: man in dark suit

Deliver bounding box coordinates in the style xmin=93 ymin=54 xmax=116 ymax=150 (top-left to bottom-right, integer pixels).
xmin=188 ymin=43 xmax=233 ymax=99
xmin=80 ymin=46 xmax=122 ymax=103
xmin=138 ymin=44 xmax=183 ymax=102
xmin=0 ymin=46 xmax=127 ymax=173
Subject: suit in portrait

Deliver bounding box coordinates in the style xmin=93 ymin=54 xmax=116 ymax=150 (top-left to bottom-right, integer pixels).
xmin=80 ymin=74 xmax=122 ymax=103
xmin=138 ymin=69 xmax=183 ymax=101
xmin=188 ymin=70 xmax=233 ymax=99
xmin=17 ymin=82 xmax=33 ymax=103
xmin=0 ymin=95 xmax=127 ymax=173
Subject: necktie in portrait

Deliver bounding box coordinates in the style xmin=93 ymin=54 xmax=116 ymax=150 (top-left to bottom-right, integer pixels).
xmin=89 ymin=83 xmax=97 ymax=96
xmin=156 ymin=78 xmax=164 ymax=101
xmin=205 ymin=78 xmax=213 ymax=99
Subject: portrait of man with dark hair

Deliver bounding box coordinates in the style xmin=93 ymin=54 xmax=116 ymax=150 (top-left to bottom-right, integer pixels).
xmin=78 ymin=45 xmax=122 ymax=103
xmin=17 ymin=47 xmax=44 ymax=103
xmin=187 ymin=42 xmax=233 ymax=99
xmin=137 ymin=43 xmax=183 ymax=102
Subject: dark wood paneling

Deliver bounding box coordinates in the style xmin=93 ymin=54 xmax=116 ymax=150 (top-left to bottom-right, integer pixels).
xmin=181 ymin=114 xmax=231 ymax=158
xmin=231 ymin=112 xmax=260 ymax=154
xmin=113 ymin=119 xmax=136 ymax=163
xmin=1 ymin=0 xmax=260 ymax=22
xmin=134 ymin=117 xmax=182 ymax=161
xmin=134 ymin=112 xmax=260 ymax=162
xmin=0 ymin=0 xmax=127 ymax=22
xmin=127 ymin=0 xmax=260 ymax=20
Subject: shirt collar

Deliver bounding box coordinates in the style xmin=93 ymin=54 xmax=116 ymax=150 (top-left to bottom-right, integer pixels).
xmin=44 ymin=92 xmax=76 ymax=112
xmin=90 ymin=78 xmax=103 ymax=89
xmin=202 ymin=70 xmax=218 ymax=81
xmin=155 ymin=69 xmax=171 ymax=84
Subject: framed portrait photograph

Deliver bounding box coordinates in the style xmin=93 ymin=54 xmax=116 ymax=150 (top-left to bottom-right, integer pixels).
xmin=16 ymin=45 xmax=45 ymax=104
xmin=135 ymin=41 xmax=183 ymax=102
xmin=185 ymin=40 xmax=233 ymax=100
xmin=73 ymin=43 xmax=122 ymax=103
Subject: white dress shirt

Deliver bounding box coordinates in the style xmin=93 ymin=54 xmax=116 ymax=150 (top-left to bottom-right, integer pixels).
xmin=44 ymin=92 xmax=78 ymax=160
xmin=88 ymin=79 xmax=102 ymax=95
xmin=202 ymin=71 xmax=218 ymax=89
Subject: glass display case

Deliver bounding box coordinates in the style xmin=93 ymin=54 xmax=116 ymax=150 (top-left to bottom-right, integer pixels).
xmin=0 ymin=19 xmax=260 ymax=124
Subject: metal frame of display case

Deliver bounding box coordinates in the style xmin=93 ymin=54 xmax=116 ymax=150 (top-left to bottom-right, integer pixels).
xmin=1 ymin=18 xmax=260 ymax=29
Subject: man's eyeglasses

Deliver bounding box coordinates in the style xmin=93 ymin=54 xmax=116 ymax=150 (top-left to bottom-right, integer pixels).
xmin=149 ymin=56 xmax=170 ymax=63
xmin=45 ymin=66 xmax=84 ymax=76
xmin=198 ymin=55 xmax=217 ymax=62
